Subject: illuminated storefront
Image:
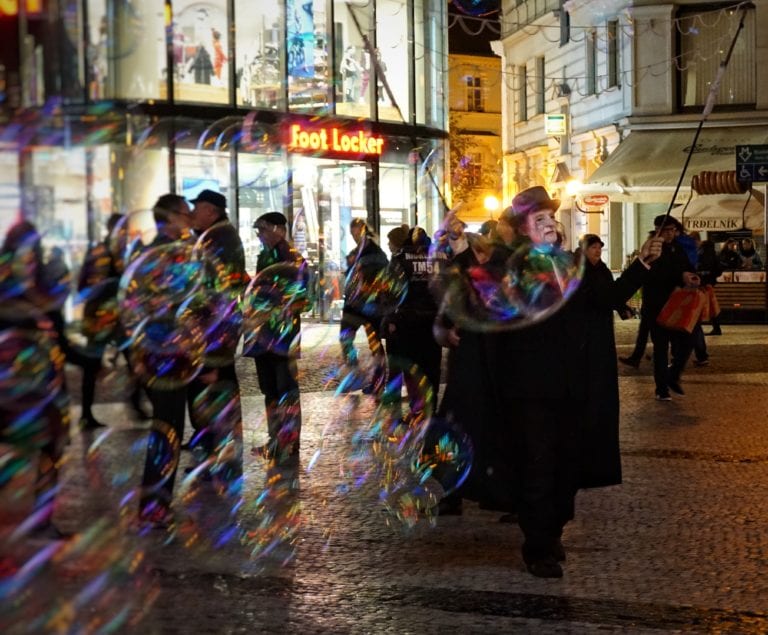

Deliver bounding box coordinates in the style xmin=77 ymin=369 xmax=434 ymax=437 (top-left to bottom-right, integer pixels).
xmin=0 ymin=0 xmax=449 ymax=314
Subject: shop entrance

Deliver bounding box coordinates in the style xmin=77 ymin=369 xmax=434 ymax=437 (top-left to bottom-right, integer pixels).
xmin=291 ymin=156 xmax=373 ymax=320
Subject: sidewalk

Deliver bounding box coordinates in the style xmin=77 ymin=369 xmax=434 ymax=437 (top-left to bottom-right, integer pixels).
xmin=3 ymin=322 xmax=768 ymax=633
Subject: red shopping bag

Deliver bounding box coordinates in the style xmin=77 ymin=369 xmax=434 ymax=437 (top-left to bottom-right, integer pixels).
xmin=656 ymin=287 xmax=706 ymax=333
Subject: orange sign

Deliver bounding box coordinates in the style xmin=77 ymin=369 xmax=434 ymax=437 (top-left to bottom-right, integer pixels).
xmin=582 ymin=194 xmax=610 ymax=206
xmin=287 ymin=123 xmax=384 ymax=157
xmin=0 ymin=0 xmax=42 ymax=15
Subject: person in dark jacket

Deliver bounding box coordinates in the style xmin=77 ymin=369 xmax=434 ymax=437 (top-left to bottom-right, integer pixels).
xmin=577 ymin=233 xmax=660 ymax=489
xmin=642 ymin=215 xmax=699 ymax=401
xmin=77 ymin=212 xmax=150 ymax=428
xmin=1 ymin=220 xmax=71 ymax=539
xmin=339 ymin=218 xmax=389 ymax=395
xmin=385 ymin=226 xmax=441 ymax=416
xmin=719 ymin=239 xmax=742 ymax=270
xmin=483 ymin=188 xmax=659 ymax=578
xmin=693 ymin=239 xmax=724 ymax=360
xmin=247 ymin=211 xmax=308 ymax=463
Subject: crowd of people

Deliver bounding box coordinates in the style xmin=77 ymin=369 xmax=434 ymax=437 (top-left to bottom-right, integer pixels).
xmin=13 ymin=183 xmax=749 ymax=580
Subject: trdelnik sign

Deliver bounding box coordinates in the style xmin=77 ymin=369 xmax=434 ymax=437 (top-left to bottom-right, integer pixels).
xmin=684 ymin=217 xmax=742 ymax=231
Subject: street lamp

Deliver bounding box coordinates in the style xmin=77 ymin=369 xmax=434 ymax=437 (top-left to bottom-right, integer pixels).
xmin=483 ymin=194 xmax=500 ymax=216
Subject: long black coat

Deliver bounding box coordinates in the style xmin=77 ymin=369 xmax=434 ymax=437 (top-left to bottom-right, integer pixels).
xmin=578 ymin=258 xmax=647 ymax=488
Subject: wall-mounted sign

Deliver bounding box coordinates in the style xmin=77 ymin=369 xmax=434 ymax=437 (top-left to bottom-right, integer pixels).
xmin=545 ymin=114 xmax=567 ymax=136
xmin=286 ymin=123 xmax=384 ymax=158
xmin=582 ymin=194 xmax=610 ymax=206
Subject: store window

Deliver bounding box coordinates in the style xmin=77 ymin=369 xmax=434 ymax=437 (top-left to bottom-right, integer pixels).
xmin=287 ymin=0 xmax=330 ymax=113
xmin=234 ymin=1 xmax=283 ymax=109
xmin=0 ymin=151 xmax=20 ymax=240
xmin=379 ymin=162 xmax=412 ymax=256
xmin=679 ymin=7 xmax=755 ymax=108
xmin=173 ymin=0 xmax=229 ymax=104
xmin=415 ymin=0 xmax=447 ymax=128
xmin=334 ymin=0 xmax=372 ymax=118
xmin=87 ymin=0 xmax=165 ymax=101
xmin=375 ymin=0 xmax=409 ymax=122
xmin=237 ymin=153 xmax=289 ymax=273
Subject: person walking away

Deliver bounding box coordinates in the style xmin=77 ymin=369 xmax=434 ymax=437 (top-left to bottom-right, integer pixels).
xmin=642 ymin=215 xmax=699 ymax=401
xmin=384 ymin=227 xmax=441 ymax=418
xmin=247 ymin=211 xmax=308 ymax=463
xmin=694 ymin=239 xmax=724 ymax=357
xmin=339 ymin=218 xmax=389 ymax=395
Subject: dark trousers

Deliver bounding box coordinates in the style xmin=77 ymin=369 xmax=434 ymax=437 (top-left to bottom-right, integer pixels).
xmin=692 ymin=322 xmax=708 ymax=362
xmin=511 ymin=399 xmax=580 ymax=560
xmin=339 ymin=311 xmax=386 ymax=389
xmin=385 ymin=320 xmax=442 ymax=413
xmin=140 ymin=363 xmax=241 ymax=513
xmin=649 ymin=323 xmax=693 ymax=395
xmin=254 ymin=352 xmax=302 ymax=449
xmin=628 ymin=314 xmax=650 ymax=361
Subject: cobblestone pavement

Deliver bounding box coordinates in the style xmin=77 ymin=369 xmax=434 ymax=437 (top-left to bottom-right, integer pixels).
xmin=3 ymin=320 xmax=768 ymax=634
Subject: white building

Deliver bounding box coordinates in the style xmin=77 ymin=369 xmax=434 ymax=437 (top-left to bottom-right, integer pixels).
xmin=496 ymin=0 xmax=768 ymax=275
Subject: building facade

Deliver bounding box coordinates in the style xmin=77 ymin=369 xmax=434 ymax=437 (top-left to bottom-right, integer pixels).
xmin=0 ymin=0 xmax=450 ymax=296
xmin=496 ymin=0 xmax=767 ymax=274
xmin=447 ymin=49 xmax=503 ymax=225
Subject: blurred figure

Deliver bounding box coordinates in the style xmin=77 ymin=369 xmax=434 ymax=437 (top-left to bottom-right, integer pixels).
xmin=619 ymin=230 xmax=656 ymax=370
xmin=739 ymin=237 xmax=762 ymax=270
xmin=0 ymin=220 xmax=71 ymax=539
xmin=77 ymin=213 xmax=149 ymax=428
xmin=385 ymin=226 xmax=441 ymax=416
xmin=248 ymin=211 xmax=308 ymax=463
xmin=695 ymin=239 xmax=724 ymax=354
xmin=719 ymin=239 xmax=742 ymax=270
xmin=340 ymin=218 xmax=389 ymax=395
xmin=386 ymin=224 xmax=410 ymax=256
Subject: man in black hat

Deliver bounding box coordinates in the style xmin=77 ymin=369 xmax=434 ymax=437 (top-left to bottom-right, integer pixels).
xmin=248 ymin=211 xmax=308 ymax=462
xmin=642 ymin=214 xmax=699 ymax=401
xmin=187 ymin=189 xmax=247 ymax=467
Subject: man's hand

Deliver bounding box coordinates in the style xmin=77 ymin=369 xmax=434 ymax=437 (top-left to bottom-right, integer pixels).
xmin=433 ymin=322 xmax=460 ymax=348
xmin=639 ymin=237 xmax=664 ymax=263
xmin=682 ymin=272 xmax=701 ymax=288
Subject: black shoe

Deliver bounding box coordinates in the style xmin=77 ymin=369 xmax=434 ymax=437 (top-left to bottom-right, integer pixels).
xmin=551 ymin=539 xmax=566 ymax=562
xmin=693 ymin=359 xmax=709 ymax=367
xmin=655 ymin=392 xmax=672 ymax=401
xmin=80 ymin=417 xmax=106 ymax=430
xmin=618 ymin=356 xmax=640 ymax=369
xmin=668 ymin=380 xmax=685 ymax=396
xmin=706 ymin=329 xmax=722 ymax=336
xmin=525 ymin=556 xmax=563 ymax=578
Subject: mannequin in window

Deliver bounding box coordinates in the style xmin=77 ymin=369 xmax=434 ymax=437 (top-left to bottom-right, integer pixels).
xmin=340 ymin=45 xmax=361 ymax=102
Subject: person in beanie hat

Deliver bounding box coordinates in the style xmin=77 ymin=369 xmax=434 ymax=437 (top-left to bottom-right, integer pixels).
xmin=248 ymin=211 xmax=308 ymax=462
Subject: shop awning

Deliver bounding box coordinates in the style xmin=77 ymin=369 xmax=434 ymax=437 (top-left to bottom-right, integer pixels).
xmin=680 ymin=192 xmax=766 ymax=232
xmin=586 ymin=126 xmax=768 ymax=189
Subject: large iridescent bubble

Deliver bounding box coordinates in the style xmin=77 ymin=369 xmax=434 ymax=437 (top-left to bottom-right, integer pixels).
xmin=241 ymin=262 xmax=310 ymax=358
xmin=429 ymin=232 xmax=584 ymax=333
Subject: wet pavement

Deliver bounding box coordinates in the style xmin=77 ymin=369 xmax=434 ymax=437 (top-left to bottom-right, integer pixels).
xmin=3 ymin=319 xmax=768 ymax=634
